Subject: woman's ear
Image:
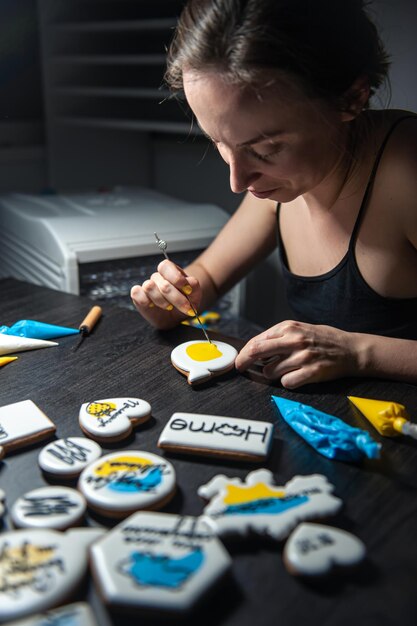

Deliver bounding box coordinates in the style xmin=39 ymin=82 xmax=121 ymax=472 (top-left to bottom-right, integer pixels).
xmin=339 ymin=75 xmax=371 ymax=121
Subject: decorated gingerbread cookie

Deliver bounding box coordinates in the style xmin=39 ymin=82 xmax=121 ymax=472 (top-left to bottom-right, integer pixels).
xmin=0 ymin=399 xmax=56 ymax=454
xmin=78 ymin=450 xmax=176 ymax=519
xmin=11 ymin=486 xmax=87 ymax=530
xmin=171 ymin=340 xmax=238 ymax=384
xmin=158 ymin=412 xmax=274 ymax=461
xmin=0 ymin=527 xmax=103 ymax=622
xmin=90 ymin=511 xmax=231 ymax=613
xmin=283 ymin=522 xmax=366 ymax=576
xmin=198 ymin=469 xmax=342 ymax=540
xmin=8 ymin=602 xmax=98 ymax=626
xmin=79 ymin=397 xmax=152 ymax=443
xmin=38 ymin=437 xmax=102 ymax=478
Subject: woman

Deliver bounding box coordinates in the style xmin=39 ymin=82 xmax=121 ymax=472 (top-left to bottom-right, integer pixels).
xmin=131 ymin=0 xmax=417 ymax=388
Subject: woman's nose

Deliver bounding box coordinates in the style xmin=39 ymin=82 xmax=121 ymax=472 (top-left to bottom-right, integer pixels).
xmin=229 ymin=157 xmax=261 ymax=194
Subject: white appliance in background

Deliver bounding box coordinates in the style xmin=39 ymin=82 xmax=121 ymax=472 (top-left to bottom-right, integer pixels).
xmin=0 ymin=186 xmax=243 ymax=317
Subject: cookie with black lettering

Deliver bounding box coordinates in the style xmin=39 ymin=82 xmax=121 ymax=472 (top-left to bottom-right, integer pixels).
xmin=78 ymin=450 xmax=176 ymax=519
xmin=90 ymin=512 xmax=231 ymax=613
xmin=158 ymin=412 xmax=274 ymax=461
xmin=0 ymin=399 xmax=56 ymax=454
xmin=283 ymin=522 xmax=366 ymax=576
xmin=0 ymin=527 xmax=104 ymax=622
xmin=38 ymin=437 xmax=102 ymax=479
xmin=79 ymin=397 xmax=151 ymax=443
xmin=11 ymin=486 xmax=87 ymax=530
xmin=198 ymin=470 xmax=342 ymax=540
xmin=7 ymin=602 xmax=98 ymax=626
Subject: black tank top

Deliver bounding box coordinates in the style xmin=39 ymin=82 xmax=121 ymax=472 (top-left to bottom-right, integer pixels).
xmin=277 ymin=115 xmax=417 ymax=340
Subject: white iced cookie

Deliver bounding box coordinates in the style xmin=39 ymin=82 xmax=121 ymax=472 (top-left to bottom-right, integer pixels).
xmin=0 ymin=527 xmax=104 ymax=622
xmin=0 ymin=399 xmax=56 ymax=454
xmin=158 ymin=412 xmax=274 ymax=461
xmin=283 ymin=522 xmax=366 ymax=576
xmin=171 ymin=340 xmax=238 ymax=384
xmin=7 ymin=602 xmax=98 ymax=626
xmin=11 ymin=486 xmax=87 ymax=530
xmin=198 ymin=470 xmax=342 ymax=541
xmin=78 ymin=450 xmax=176 ymax=519
xmin=79 ymin=397 xmax=151 ymax=442
xmin=90 ymin=511 xmax=231 ymax=613
xmin=38 ymin=437 xmax=102 ymax=478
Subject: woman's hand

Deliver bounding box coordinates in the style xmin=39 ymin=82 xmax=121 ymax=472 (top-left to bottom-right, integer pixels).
xmin=130 ymin=259 xmax=203 ymax=330
xmin=235 ymin=320 xmax=364 ymax=388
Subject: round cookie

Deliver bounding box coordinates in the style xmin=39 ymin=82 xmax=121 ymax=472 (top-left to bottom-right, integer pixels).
xmin=283 ymin=522 xmax=366 ymax=576
xmin=38 ymin=437 xmax=102 ymax=478
xmin=79 ymin=397 xmax=152 ymax=442
xmin=171 ymin=340 xmax=238 ymax=385
xmin=0 ymin=528 xmax=103 ymax=622
xmin=11 ymin=486 xmax=87 ymax=530
xmin=78 ymin=450 xmax=176 ymax=519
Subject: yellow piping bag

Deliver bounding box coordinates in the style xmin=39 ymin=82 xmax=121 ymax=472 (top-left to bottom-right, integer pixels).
xmin=348 ymin=396 xmax=417 ymax=440
xmin=0 ymin=356 xmax=18 ymax=368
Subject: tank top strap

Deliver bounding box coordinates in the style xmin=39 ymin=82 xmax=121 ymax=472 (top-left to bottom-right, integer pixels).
xmin=349 ymin=114 xmax=417 ymax=250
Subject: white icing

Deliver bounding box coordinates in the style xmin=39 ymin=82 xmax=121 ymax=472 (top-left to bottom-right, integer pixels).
xmin=79 ymin=397 xmax=151 ymax=441
xmin=38 ymin=437 xmax=102 ymax=477
xmin=171 ymin=341 xmax=238 ymax=383
xmin=198 ymin=470 xmax=342 ymax=540
xmin=158 ymin=412 xmax=274 ymax=459
xmin=7 ymin=602 xmax=98 ymax=626
xmin=283 ymin=522 xmax=366 ymax=575
xmin=0 ymin=528 xmax=102 ymax=621
xmin=0 ymin=335 xmax=58 ymax=356
xmin=0 ymin=400 xmax=55 ymax=451
xmin=90 ymin=511 xmax=231 ymax=612
xmin=11 ymin=486 xmax=87 ymax=530
xmin=78 ymin=450 xmax=176 ymax=518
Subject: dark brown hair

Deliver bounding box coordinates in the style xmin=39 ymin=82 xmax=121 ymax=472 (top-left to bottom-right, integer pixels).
xmin=165 ymin=0 xmax=389 ymax=106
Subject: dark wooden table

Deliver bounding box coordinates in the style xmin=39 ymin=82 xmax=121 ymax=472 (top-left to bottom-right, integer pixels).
xmin=1 ymin=277 xmax=417 ymax=626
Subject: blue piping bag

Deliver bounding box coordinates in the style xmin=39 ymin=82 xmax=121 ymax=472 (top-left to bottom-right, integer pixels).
xmin=271 ymin=395 xmax=381 ymax=462
xmin=0 ymin=320 xmax=79 ymax=340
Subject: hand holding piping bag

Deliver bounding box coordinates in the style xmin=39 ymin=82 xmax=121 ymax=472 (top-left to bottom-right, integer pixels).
xmin=348 ymin=396 xmax=417 ymax=440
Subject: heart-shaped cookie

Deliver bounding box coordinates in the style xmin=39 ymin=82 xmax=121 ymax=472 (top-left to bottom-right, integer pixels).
xmin=79 ymin=397 xmax=151 ymax=442
xmin=283 ymin=522 xmax=366 ymax=576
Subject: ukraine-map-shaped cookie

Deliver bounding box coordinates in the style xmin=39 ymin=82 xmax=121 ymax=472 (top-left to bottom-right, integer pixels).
xmin=198 ymin=469 xmax=342 ymax=541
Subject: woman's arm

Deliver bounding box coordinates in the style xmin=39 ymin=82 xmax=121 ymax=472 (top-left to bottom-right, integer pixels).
xmin=130 ymin=193 xmax=277 ymax=328
xmin=235 ymin=322 xmax=417 ymax=388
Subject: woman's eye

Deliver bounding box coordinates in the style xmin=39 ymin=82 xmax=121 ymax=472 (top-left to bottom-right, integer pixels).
xmin=249 ymin=145 xmax=283 ymax=161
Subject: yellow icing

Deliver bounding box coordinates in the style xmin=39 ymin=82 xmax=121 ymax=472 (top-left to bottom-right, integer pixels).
xmin=0 ymin=356 xmax=18 ymax=367
xmin=95 ymin=455 xmax=153 ymax=476
xmin=87 ymin=401 xmax=117 ymax=417
xmin=0 ymin=543 xmax=56 ymax=590
xmin=186 ymin=342 xmax=222 ymax=362
xmin=348 ymin=396 xmax=407 ymax=436
xmin=223 ymin=483 xmax=285 ymax=505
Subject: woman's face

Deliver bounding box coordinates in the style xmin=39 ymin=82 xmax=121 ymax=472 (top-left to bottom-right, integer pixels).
xmin=183 ymin=70 xmax=350 ymax=203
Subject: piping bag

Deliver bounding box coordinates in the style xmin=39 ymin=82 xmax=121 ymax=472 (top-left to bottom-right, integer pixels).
xmin=271 ymin=396 xmax=381 ymax=462
xmin=0 ymin=320 xmax=79 ymax=340
xmin=348 ymin=396 xmax=417 ymax=440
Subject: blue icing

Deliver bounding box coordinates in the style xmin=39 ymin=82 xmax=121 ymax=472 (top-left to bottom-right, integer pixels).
xmin=271 ymin=395 xmax=381 ymax=462
xmin=108 ymin=466 xmax=163 ymax=492
xmin=126 ymin=549 xmax=204 ymax=589
xmin=222 ymin=495 xmax=308 ymax=516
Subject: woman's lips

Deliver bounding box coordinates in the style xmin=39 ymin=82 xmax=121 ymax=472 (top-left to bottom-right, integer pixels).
xmin=248 ymin=188 xmax=279 ymax=199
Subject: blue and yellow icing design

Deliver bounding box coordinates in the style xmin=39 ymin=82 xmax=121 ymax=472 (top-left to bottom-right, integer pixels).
xmin=121 ymin=549 xmax=204 ymax=589
xmin=214 ymin=482 xmax=308 ymax=516
xmin=91 ymin=455 xmax=164 ymax=493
